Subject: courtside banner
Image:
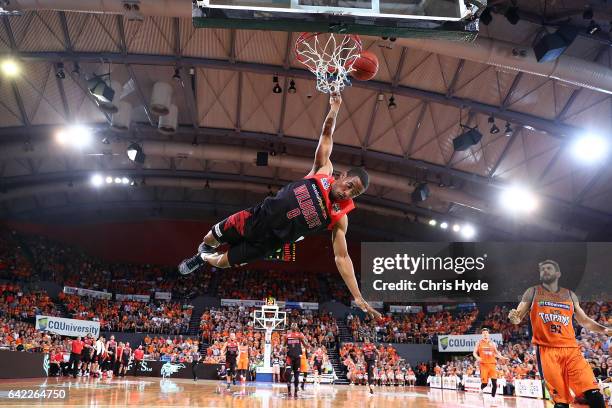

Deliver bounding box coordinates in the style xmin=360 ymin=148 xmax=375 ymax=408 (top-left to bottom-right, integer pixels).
xmin=389 ymin=305 xmax=422 ymax=313
xmin=361 ymin=242 xmax=611 ymax=302
xmin=36 ymin=315 xmax=100 ymax=337
xmin=515 ymin=379 xmax=544 ymax=399
xmin=438 ymin=333 xmax=503 ymax=352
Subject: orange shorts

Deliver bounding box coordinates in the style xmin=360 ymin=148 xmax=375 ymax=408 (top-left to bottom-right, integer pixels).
xmin=479 ymin=363 xmax=497 ymax=384
xmin=300 ymin=359 xmax=308 ymax=373
xmin=536 ymin=345 xmax=598 ymax=404
xmin=237 ymin=359 xmax=248 ymax=370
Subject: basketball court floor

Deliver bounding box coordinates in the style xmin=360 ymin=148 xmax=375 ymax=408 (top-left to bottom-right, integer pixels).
xmin=0 ymin=377 xmax=551 ymax=407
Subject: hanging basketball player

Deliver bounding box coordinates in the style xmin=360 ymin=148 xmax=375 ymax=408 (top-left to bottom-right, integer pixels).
xmin=472 ymin=328 xmax=507 ymax=399
xmin=508 ymin=259 xmax=610 ymax=408
xmin=178 ymin=93 xmax=380 ymax=319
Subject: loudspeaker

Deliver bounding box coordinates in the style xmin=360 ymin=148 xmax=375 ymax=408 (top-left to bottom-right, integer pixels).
xmin=453 ymin=128 xmax=483 ymax=151
xmin=256 ymin=152 xmax=268 ymax=166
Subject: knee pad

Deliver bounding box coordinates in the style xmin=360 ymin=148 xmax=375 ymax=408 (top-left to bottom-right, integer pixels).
xmin=583 ymin=389 xmax=606 ymax=408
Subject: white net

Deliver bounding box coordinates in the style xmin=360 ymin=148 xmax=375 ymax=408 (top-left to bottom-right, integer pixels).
xmin=295 ymin=32 xmax=362 ymax=94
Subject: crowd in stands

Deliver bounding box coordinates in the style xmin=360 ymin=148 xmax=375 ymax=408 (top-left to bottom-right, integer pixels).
xmin=347 ymin=308 xmax=478 ymax=344
xmin=0 ymin=283 xmax=59 ymax=319
xmin=139 ymin=334 xmax=200 ymax=362
xmin=216 ymin=269 xmax=320 ymax=302
xmin=477 ymin=304 xmax=530 ymax=342
xmin=59 ymin=293 xmax=193 ymax=334
xmin=0 ymin=230 xmax=33 ymax=281
xmin=340 ymin=342 xmax=416 ymax=386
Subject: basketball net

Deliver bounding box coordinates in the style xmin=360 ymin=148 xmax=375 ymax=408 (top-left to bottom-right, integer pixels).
xmin=295 ymin=32 xmax=362 ymax=94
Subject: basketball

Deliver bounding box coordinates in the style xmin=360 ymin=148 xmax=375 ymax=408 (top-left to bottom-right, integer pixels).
xmin=351 ymin=51 xmax=379 ymax=81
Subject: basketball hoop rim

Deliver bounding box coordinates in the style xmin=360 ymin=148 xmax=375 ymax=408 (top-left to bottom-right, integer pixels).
xmin=294 ymin=32 xmax=363 ymax=71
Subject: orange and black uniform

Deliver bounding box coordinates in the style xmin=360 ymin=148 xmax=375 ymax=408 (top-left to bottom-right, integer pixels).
xmin=238 ymin=345 xmax=249 ymax=371
xmin=286 ymin=331 xmax=305 ymax=388
xmin=530 ymin=286 xmax=598 ymax=405
xmin=225 ymin=340 xmax=239 ymax=377
xmin=362 ymin=343 xmax=377 ymax=385
xmin=211 ymin=174 xmax=354 ymax=266
xmin=476 ymin=339 xmax=498 ymax=384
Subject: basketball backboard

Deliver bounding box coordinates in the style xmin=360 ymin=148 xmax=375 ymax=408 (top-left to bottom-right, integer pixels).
xmin=193 ymin=0 xmax=487 ymax=41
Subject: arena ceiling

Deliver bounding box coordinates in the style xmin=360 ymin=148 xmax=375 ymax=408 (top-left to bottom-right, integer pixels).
xmin=0 ymin=0 xmax=611 ymax=241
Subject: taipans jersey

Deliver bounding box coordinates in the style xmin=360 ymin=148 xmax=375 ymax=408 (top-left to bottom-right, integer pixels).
xmin=226 ymin=341 xmax=239 ymax=359
xmin=238 ymin=345 xmax=249 ymax=360
xmin=286 ymin=331 xmax=305 ymax=357
xmin=476 ymin=339 xmax=497 ymax=364
xmin=529 ymin=286 xmax=578 ymax=348
xmin=363 ymin=344 xmax=377 ymax=362
xmin=261 ymin=174 xmax=355 ymax=242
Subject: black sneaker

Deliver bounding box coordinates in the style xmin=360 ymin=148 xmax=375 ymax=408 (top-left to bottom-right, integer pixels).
xmin=198 ymin=242 xmax=216 ymax=256
xmin=300 ymin=382 xmax=305 ymax=390
xmin=293 ymin=391 xmax=298 ymax=399
xmin=178 ymin=253 xmax=205 ymax=275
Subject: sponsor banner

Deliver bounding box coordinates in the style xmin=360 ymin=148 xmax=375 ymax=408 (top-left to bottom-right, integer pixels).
xmin=389 ymin=305 xmax=423 ymax=314
xmin=362 ymin=242 xmax=612 ymax=302
xmin=464 ymin=376 xmax=505 ymax=393
xmin=280 ymin=301 xmax=319 ymax=310
xmin=515 ymin=379 xmax=544 ymax=399
xmin=428 ymin=375 xmax=442 ymax=388
xmin=0 ymin=351 xmax=47 ymax=378
xmin=63 ymin=286 xmax=112 ymax=300
xmin=427 ymin=305 xmax=443 ymax=313
xmin=116 ymin=294 xmax=150 ymax=302
xmin=350 ymin=300 xmax=384 ymax=309
xmin=154 ymin=292 xmax=172 ymax=301
xmin=36 ymin=315 xmax=100 ymax=337
xmin=442 ymin=376 xmax=458 ymax=390
xmin=221 ymin=299 xmax=266 ymax=308
xmin=457 ymin=302 xmax=477 ymax=310
xmin=438 ymin=333 xmax=503 ymax=352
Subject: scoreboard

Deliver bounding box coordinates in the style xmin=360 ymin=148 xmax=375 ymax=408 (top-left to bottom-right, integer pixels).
xmin=266 ymin=243 xmax=296 ymax=262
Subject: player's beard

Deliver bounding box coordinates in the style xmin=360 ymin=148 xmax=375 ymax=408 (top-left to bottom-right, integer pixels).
xmin=540 ymin=274 xmax=557 ymax=284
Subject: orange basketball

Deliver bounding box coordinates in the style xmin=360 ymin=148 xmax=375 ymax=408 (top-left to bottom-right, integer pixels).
xmin=351 ymin=51 xmax=379 ymax=81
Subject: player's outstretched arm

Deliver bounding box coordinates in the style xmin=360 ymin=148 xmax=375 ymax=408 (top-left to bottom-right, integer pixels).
xmin=307 ymin=93 xmax=342 ymax=177
xmin=571 ymin=292 xmax=611 ymax=335
xmin=332 ymin=215 xmax=381 ymax=319
xmin=508 ymin=286 xmax=535 ymax=324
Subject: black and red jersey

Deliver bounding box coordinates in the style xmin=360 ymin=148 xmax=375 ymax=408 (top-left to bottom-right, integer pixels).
xmin=363 ymin=343 xmax=377 ymax=362
xmin=226 ymin=341 xmax=239 ymax=359
xmin=286 ymin=331 xmax=304 ymax=357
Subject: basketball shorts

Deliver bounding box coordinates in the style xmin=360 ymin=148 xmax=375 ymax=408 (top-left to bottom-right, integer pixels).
xmin=211 ymin=207 xmax=283 ymax=266
xmin=479 ymin=363 xmax=497 ymax=384
xmin=536 ymin=345 xmax=598 ymax=404
xmin=300 ymin=359 xmax=308 ymax=373
xmin=272 ymin=364 xmax=280 ymax=375
xmin=313 ymin=360 xmax=323 ymax=375
xmin=238 ymin=358 xmax=248 ymax=370
xmin=81 ymin=351 xmax=90 ymax=363
xmin=226 ymin=358 xmax=237 ymax=376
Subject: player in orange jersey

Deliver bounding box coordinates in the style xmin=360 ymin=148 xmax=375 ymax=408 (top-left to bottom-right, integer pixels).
xmin=473 ymin=328 xmax=507 ymax=398
xmin=237 ymin=339 xmax=249 ymax=384
xmin=508 ymin=259 xmax=610 ymax=408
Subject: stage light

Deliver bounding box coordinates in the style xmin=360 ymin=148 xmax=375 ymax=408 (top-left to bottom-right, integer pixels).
xmin=121 ymin=177 xmax=129 ymax=184
xmin=453 ymin=127 xmax=483 ymax=151
xmin=504 ymin=122 xmax=513 ymax=136
xmin=55 ymin=125 xmax=92 ymax=148
xmin=114 ymin=177 xmax=122 ymax=184
xmin=461 ymin=224 xmax=476 ymax=239
xmin=87 ymin=75 xmax=115 ymax=104
xmin=440 ymin=222 xmax=448 ymax=230
xmin=288 ymin=79 xmax=296 ymax=94
xmin=571 ymin=133 xmax=609 ymax=164
xmin=272 ymin=76 xmax=282 ymax=94
xmin=488 ymin=116 xmax=499 ymax=134
xmin=411 ymin=183 xmax=430 ymax=203
xmin=452 ymin=224 xmax=461 ymax=232
xmin=428 ymin=219 xmax=437 ymax=226
xmin=500 ymin=185 xmax=538 ymax=214
xmin=90 ymin=174 xmax=104 ymax=187
xmin=55 ymin=62 xmax=65 ymax=79
xmin=127 ymin=142 xmax=146 ymax=164
xmin=1 ymin=59 xmax=19 ymax=77
xmin=388 ymin=95 xmax=397 ymax=110
xmin=105 ymin=176 xmax=113 ymax=184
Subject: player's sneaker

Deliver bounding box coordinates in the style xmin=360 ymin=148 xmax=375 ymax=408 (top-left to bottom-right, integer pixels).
xmin=198 ymin=242 xmax=216 ymax=256
xmin=178 ymin=253 xmax=205 ymax=275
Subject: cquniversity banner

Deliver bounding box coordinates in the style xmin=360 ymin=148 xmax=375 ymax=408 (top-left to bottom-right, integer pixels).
xmin=36 ymin=315 xmax=100 ymax=337
xmin=438 ymin=333 xmax=502 ymax=352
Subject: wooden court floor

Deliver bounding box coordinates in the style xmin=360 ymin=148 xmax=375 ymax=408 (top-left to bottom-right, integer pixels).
xmin=0 ymin=377 xmax=553 ymax=407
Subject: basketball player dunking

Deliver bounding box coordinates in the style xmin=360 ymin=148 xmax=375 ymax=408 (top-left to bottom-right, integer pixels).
xmin=222 ymin=333 xmax=239 ymax=390
xmin=178 ymin=94 xmax=380 ymax=319
xmin=508 ymin=259 xmax=611 ymax=408
xmin=362 ymin=337 xmax=379 ymax=395
xmin=472 ymin=328 xmax=507 ymax=399
xmin=285 ymin=323 xmax=308 ymax=398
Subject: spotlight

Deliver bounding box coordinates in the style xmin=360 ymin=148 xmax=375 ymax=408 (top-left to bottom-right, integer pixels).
xmin=105 ymin=176 xmax=113 ymax=184
xmin=440 ymin=222 xmax=448 ymax=230
xmin=587 ymin=20 xmax=601 ymax=35
xmin=571 ymin=133 xmax=609 ymax=164
xmin=480 ymin=7 xmax=492 ymax=25
xmin=87 ymin=75 xmax=115 ymax=104
xmin=461 ymin=224 xmax=476 ymax=239
xmin=504 ymin=6 xmax=520 ymax=25
xmin=533 ymin=25 xmax=578 ymax=62
xmin=55 ymin=62 xmax=65 ymax=79
xmin=388 ymin=95 xmax=397 ymax=110
xmin=488 ymin=116 xmax=499 ymax=134
xmin=55 ymin=125 xmax=93 ymax=148
xmin=121 ymin=177 xmax=130 ymax=185
xmin=114 ymin=177 xmax=122 ymax=184
xmin=172 ymin=68 xmax=181 ymax=81
xmin=453 ymin=127 xmax=483 ymax=151
xmin=428 ymin=219 xmax=437 ymax=226
xmin=452 ymin=224 xmax=461 ymax=232
xmin=288 ymin=79 xmax=296 ymax=94
xmin=504 ymin=122 xmax=513 ymax=136
xmin=127 ymin=142 xmax=146 ymax=164
xmin=1 ymin=59 xmax=19 ymax=77
xmin=272 ymin=76 xmax=282 ymax=94
xmin=411 ymin=183 xmax=430 ymax=203
xmin=90 ymin=174 xmax=104 ymax=187
xmin=500 ymin=185 xmax=538 ymax=214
